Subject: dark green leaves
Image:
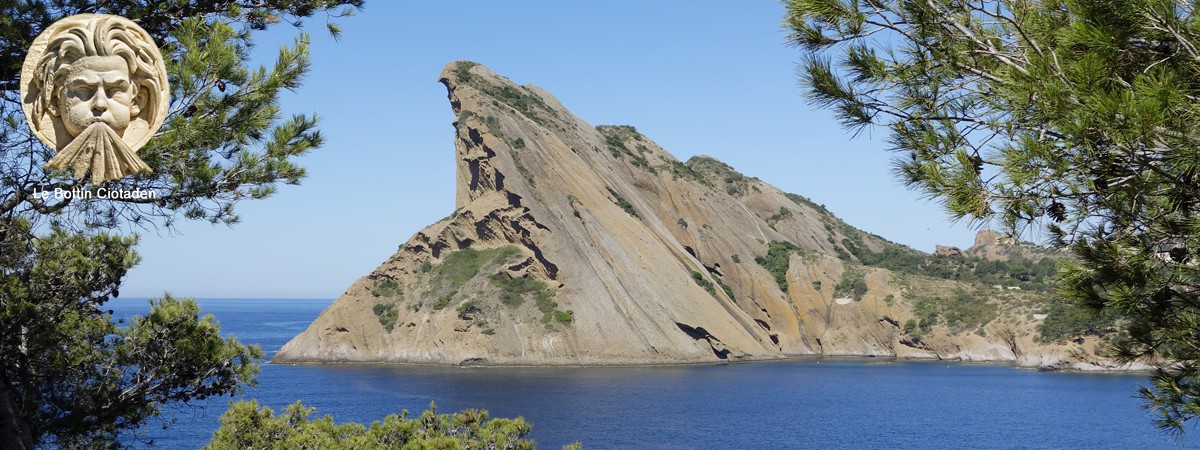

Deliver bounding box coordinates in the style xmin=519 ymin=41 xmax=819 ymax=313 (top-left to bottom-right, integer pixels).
xmin=787 ymin=0 xmax=1200 ymax=433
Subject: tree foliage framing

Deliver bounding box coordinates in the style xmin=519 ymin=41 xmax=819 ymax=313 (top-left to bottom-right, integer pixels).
xmin=787 ymin=0 xmax=1200 ymax=433
xmin=0 ymin=1 xmax=361 ymax=447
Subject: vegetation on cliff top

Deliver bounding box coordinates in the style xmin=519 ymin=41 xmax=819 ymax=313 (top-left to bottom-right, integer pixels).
xmin=452 ymin=60 xmax=558 ymax=127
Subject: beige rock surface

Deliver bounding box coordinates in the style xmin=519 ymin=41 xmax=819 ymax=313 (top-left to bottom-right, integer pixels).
xmin=274 ymin=62 xmax=1124 ymax=370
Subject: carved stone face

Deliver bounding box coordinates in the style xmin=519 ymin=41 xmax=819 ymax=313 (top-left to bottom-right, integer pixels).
xmin=21 ymin=14 xmax=170 ymax=183
xmin=59 ymin=55 xmax=134 ymax=138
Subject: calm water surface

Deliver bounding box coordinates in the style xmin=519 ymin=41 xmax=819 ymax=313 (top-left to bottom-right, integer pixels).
xmin=109 ymin=298 xmax=1199 ymax=449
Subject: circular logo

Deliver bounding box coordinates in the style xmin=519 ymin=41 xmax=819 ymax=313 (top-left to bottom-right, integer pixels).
xmin=21 ymin=14 xmax=169 ymax=183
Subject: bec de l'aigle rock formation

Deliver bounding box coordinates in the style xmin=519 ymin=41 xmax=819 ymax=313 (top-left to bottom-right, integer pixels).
xmin=274 ymin=62 xmax=1133 ymax=371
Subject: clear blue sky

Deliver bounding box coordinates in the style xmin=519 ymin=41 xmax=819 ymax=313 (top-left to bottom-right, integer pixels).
xmin=121 ymin=1 xmax=980 ymax=299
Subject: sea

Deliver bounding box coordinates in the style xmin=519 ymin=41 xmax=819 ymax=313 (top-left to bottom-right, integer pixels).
xmin=107 ymin=297 xmax=1200 ymax=449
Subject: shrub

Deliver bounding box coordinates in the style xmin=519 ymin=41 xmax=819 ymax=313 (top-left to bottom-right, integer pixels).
xmin=454 ymin=61 xmax=476 ymax=82
xmin=713 ymin=276 xmax=735 ymax=301
xmin=533 ymin=288 xmax=572 ymax=328
xmin=597 ymin=125 xmax=650 ymax=172
xmin=431 ymin=246 xmax=522 ymax=291
xmin=785 ymin=192 xmax=830 ymax=215
xmin=483 ymin=115 xmax=501 ymax=133
xmin=432 ymin=292 xmax=456 ymax=310
xmin=457 ymin=300 xmax=482 ymax=320
xmin=668 ymin=160 xmax=711 ymax=186
xmin=372 ymin=303 xmax=399 ymax=332
xmin=567 ymin=195 xmax=582 ymax=219
xmin=755 ymin=241 xmax=804 ymax=292
xmin=511 ymin=150 xmax=535 ymax=187
xmin=833 ymin=267 xmax=868 ymax=300
xmin=206 ymin=400 xmax=550 ymax=449
xmin=371 ymin=279 xmax=402 ymax=298
xmin=605 ymin=187 xmax=638 ymax=218
xmin=910 ymin=290 xmax=998 ymax=335
xmin=765 ymin=207 xmax=793 ymax=229
xmin=691 ymin=271 xmax=716 ymax=295
xmin=677 ymin=218 xmax=688 ymax=228
xmin=552 ymin=310 xmax=574 ymax=324
xmin=489 ymin=273 xmax=549 ymax=307
xmin=1037 ymin=299 xmax=1120 ymax=343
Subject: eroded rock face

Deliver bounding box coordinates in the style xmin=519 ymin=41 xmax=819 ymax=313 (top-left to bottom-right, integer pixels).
xmin=273 ymin=62 xmax=1132 ymax=369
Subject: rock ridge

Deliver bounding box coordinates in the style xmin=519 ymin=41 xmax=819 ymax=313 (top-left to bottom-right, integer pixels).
xmin=274 ymin=62 xmax=1137 ymax=371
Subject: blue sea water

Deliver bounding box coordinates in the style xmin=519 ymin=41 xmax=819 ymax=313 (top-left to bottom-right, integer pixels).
xmin=108 ymin=297 xmax=1200 ymax=449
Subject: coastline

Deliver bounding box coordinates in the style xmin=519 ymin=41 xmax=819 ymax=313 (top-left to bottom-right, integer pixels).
xmin=268 ymin=352 xmax=1157 ymax=374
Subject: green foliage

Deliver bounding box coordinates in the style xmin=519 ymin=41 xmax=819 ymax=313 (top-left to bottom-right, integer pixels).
xmin=370 ymin=279 xmax=401 ymax=298
xmin=785 ymin=192 xmax=829 ymax=216
xmin=457 ymin=109 xmax=475 ymax=124
xmin=437 ymin=209 xmax=461 ymax=223
xmin=454 ymin=60 xmax=477 ymax=83
xmin=483 ymin=115 xmax=503 ymax=134
xmin=205 ymin=400 xmax=558 ymax=450
xmin=488 ymin=273 xmax=571 ymax=328
xmin=456 ymin=69 xmax=557 ymax=127
xmin=457 ymin=299 xmax=481 ymax=314
xmin=691 ymin=271 xmax=716 ymax=295
xmin=489 ymin=273 xmax=548 ymax=307
xmin=765 ymin=206 xmax=793 ymax=229
xmin=372 ymin=303 xmax=399 ymax=332
xmin=910 ymin=290 xmax=999 ymax=336
xmin=432 ymin=292 xmax=457 ymax=310
xmin=603 ymin=133 xmax=626 ymax=158
xmin=688 ymin=156 xmax=751 ymax=196
xmin=597 ymin=126 xmax=657 ymax=174
xmin=511 ymin=137 xmax=526 ymax=149
xmin=605 ymin=186 xmax=638 ymax=218
xmin=511 ymin=149 xmax=536 ymax=187
xmin=0 ymin=274 xmax=261 ymax=447
xmin=668 ymin=160 xmax=712 ymax=186
xmin=833 ymin=266 xmax=868 ymax=300
xmin=839 ymin=226 xmax=1058 ymax=290
xmin=0 ymin=2 xmax=361 ymax=446
xmin=902 ymin=317 xmax=933 ymax=341
xmin=731 ymin=254 xmax=741 ymax=264
xmin=421 ymin=247 xmax=522 ymax=313
xmin=567 ymin=194 xmax=583 ymax=219
xmin=493 ymin=86 xmax=549 ymax=122
xmin=677 ymin=218 xmax=689 ymax=228
xmin=430 ymin=247 xmax=521 ymax=292
xmin=713 ymin=276 xmax=735 ymax=301
xmin=755 ymin=241 xmax=805 ymax=292
xmin=787 ymin=0 xmax=1200 ymax=431
xmin=552 ymin=310 xmax=574 ymax=324
xmin=1037 ymin=299 xmax=1119 ymax=343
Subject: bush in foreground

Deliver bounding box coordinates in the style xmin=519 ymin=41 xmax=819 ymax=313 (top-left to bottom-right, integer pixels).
xmin=206 ymin=401 xmax=582 ymax=449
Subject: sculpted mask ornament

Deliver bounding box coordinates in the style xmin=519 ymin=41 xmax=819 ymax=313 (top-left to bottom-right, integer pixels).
xmin=21 ymin=14 xmax=170 ymax=183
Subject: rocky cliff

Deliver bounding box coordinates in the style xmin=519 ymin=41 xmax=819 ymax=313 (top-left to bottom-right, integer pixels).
xmin=273 ymin=62 xmax=1135 ymax=370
